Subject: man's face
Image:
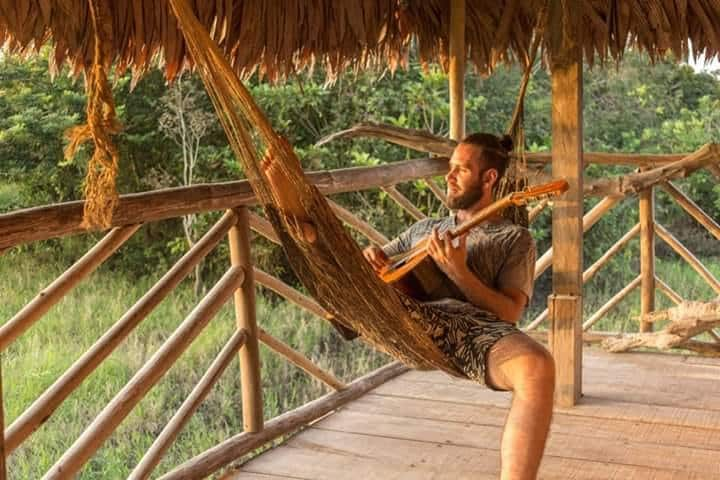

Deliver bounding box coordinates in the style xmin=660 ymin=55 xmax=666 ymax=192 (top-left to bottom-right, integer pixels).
xmin=445 ymin=143 xmax=494 ymax=210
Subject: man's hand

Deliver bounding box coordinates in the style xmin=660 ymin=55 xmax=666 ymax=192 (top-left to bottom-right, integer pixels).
xmin=363 ymin=246 xmax=390 ymax=272
xmin=427 ymin=227 xmax=468 ymax=281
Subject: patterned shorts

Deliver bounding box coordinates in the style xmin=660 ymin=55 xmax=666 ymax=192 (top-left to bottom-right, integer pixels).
xmin=404 ymin=298 xmax=522 ymax=391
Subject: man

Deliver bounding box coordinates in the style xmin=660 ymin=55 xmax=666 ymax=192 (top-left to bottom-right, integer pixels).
xmin=363 ymin=133 xmax=555 ymax=480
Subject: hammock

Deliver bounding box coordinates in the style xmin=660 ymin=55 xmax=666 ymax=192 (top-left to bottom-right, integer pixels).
xmin=75 ymin=0 xmax=538 ymax=377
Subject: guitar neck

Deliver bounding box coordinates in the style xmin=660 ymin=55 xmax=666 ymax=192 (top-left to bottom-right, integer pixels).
xmin=447 ymin=196 xmax=513 ymax=239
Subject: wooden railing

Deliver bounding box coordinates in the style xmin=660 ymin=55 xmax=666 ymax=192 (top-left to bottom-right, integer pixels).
xmin=1 ymin=148 xmax=719 ymax=478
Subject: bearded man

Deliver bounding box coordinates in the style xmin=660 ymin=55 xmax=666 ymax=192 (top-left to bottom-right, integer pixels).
xmin=363 ymin=132 xmax=556 ymax=480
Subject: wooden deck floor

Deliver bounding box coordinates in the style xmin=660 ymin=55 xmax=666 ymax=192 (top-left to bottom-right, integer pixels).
xmin=226 ymin=347 xmax=720 ymax=479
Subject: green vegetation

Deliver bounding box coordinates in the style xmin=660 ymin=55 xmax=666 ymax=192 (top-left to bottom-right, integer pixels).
xmin=2 ymin=48 xmax=720 ymax=477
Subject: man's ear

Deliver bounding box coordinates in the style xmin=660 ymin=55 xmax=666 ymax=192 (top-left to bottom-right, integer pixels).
xmin=482 ymin=168 xmax=499 ymax=190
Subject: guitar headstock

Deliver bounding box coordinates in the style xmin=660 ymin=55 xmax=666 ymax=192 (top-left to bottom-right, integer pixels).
xmin=508 ymin=180 xmax=569 ymax=206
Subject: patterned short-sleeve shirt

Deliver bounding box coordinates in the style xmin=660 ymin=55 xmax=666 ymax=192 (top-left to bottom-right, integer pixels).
xmin=382 ymin=216 xmax=536 ymax=304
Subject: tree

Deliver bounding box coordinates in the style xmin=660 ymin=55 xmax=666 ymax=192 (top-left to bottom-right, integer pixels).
xmin=158 ymin=74 xmax=216 ymax=296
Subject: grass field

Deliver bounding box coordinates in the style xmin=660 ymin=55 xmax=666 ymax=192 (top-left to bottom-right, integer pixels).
xmin=1 ymin=249 xmax=718 ymax=478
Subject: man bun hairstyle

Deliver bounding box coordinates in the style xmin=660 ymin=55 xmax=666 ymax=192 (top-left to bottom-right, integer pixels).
xmin=460 ymin=132 xmax=513 ymax=180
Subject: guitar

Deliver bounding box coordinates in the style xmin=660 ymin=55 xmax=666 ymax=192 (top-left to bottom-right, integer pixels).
xmin=379 ymin=179 xmax=569 ymax=300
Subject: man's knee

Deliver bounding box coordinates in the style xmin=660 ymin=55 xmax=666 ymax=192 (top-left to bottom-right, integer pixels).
xmin=512 ymin=347 xmax=555 ymax=395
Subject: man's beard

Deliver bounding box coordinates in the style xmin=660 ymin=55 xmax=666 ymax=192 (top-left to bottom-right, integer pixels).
xmin=447 ymin=185 xmax=484 ymax=210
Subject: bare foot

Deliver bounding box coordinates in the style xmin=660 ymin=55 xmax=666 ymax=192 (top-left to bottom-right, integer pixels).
xmin=261 ymin=148 xmax=317 ymax=244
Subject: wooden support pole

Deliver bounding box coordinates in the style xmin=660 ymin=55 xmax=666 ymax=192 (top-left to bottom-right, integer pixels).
xmin=660 ymin=181 xmax=720 ymax=242
xmin=42 ymin=267 xmax=244 ymax=479
xmin=524 ymin=223 xmax=640 ymax=332
xmin=535 ymin=195 xmax=621 ymax=280
xmin=655 ymin=275 xmax=683 ymax=305
xmin=257 ymin=328 xmax=345 ymax=391
xmin=381 ymin=185 xmax=426 ymax=221
xmin=639 ymin=181 xmax=655 ymax=333
xmin=0 ymin=224 xmax=140 ymax=351
xmin=583 ymin=275 xmax=642 ymax=331
xmin=655 ymin=223 xmax=720 ymax=295
xmin=5 ymin=211 xmax=237 ymax=454
xmin=158 ymin=362 xmax=408 ymax=480
xmin=228 ymin=207 xmax=264 ymax=433
xmin=128 ymin=328 xmax=249 ymax=480
xmin=449 ymin=0 xmax=465 ymax=141
xmin=549 ymin=1 xmax=584 ymax=406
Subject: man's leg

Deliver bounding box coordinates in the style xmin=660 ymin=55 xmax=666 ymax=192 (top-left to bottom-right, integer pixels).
xmin=486 ymin=333 xmax=555 ymax=480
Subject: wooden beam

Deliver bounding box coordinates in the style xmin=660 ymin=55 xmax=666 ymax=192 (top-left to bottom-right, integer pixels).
xmin=0 ymin=156 xmax=448 ymax=250
xmin=449 ymin=0 xmax=465 ymax=140
xmin=128 ymin=329 xmax=249 ymax=480
xmin=528 ymin=198 xmax=550 ymax=223
xmin=583 ymin=275 xmax=642 ymax=331
xmin=660 ymin=181 xmax=720 ymax=242
xmin=158 ymin=362 xmax=409 ymax=480
xmin=424 ymin=177 xmax=448 ymax=207
xmin=549 ymin=0 xmax=584 ymax=407
xmin=4 ymin=211 xmax=238 ymax=454
xmin=229 ymin=208 xmax=264 ymax=433
xmin=639 ymin=180 xmax=655 ymax=333
xmin=43 ymin=267 xmax=244 ymax=479
xmin=0 ymin=224 xmax=140 ymax=351
xmin=655 ymin=223 xmax=720 ymax=295
xmin=257 ymin=328 xmax=345 ymax=391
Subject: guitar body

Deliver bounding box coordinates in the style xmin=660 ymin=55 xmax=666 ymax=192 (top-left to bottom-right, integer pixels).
xmin=384 ymin=256 xmax=454 ymax=301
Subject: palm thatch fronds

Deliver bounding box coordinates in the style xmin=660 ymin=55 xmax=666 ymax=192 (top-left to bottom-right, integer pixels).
xmin=1 ymin=1 xmax=720 ymax=82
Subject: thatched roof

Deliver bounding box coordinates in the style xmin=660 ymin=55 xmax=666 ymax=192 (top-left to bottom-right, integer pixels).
xmin=1 ymin=1 xmax=720 ymax=81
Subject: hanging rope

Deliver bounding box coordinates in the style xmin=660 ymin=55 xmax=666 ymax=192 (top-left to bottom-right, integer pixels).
xmin=497 ymin=3 xmax=548 ymax=227
xmin=65 ymin=0 xmax=122 ymax=229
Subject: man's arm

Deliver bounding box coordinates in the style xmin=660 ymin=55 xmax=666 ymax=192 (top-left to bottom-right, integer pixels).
xmin=448 ymin=269 xmax=528 ymax=324
xmin=427 ymin=227 xmax=533 ymax=324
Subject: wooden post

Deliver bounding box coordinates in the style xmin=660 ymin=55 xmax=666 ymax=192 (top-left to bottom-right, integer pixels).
xmin=449 ymin=0 xmax=465 ymax=141
xmin=548 ymin=0 xmax=583 ymax=407
xmin=228 ymin=207 xmax=264 ymax=432
xmin=639 ymin=179 xmax=655 ymax=333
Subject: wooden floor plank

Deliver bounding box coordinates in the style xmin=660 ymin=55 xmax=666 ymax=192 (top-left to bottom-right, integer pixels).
xmin=222 ymin=471 xmax=308 ymax=480
xmin=239 ymin=429 xmax=703 ymax=480
xmin=374 ymin=378 xmax=720 ymax=430
xmin=346 ymin=394 xmax=720 ymax=451
xmin=311 ymin=409 xmax=720 ymax=475
xmin=232 ymin=346 xmax=720 ymax=479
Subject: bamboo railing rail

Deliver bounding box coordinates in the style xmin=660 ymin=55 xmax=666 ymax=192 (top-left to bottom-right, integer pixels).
xmin=582 ymin=276 xmax=643 ymax=331
xmin=253 ymin=268 xmax=330 ymax=319
xmin=382 ymin=185 xmax=427 ymax=220
xmin=159 ymin=362 xmax=408 ymax=480
xmin=128 ymin=328 xmax=249 ymax=480
xmin=329 ymin=200 xmax=390 ymax=245
xmin=534 ymin=195 xmax=623 ymax=279
xmin=656 ymin=275 xmax=683 ymax=305
xmin=660 ymin=181 xmax=720 ymax=241
xmin=43 ymin=267 xmax=245 ymax=479
xmin=0 ymin=224 xmax=140 ymax=351
xmin=424 ymin=177 xmax=449 ymax=207
xmin=524 ymin=223 xmax=640 ymax=331
xmin=528 ymin=198 xmax=550 ymax=223
xmin=257 ymin=328 xmax=346 ymax=390
xmin=655 ymin=223 xmax=720 ymax=295
xmin=5 ymin=210 xmax=238 ymax=453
